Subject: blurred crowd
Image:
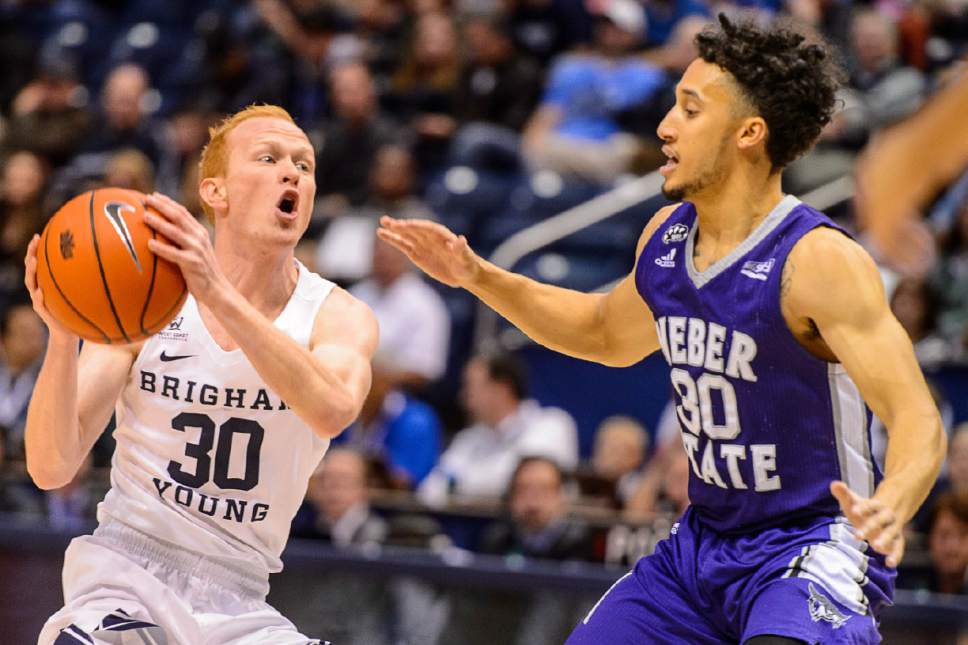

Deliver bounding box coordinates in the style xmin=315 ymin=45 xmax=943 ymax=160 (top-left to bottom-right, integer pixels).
xmin=1 ymin=0 xmax=967 ymax=617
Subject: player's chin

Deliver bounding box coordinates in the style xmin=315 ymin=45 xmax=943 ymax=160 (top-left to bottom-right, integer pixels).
xmin=661 ymin=180 xmax=687 ymax=202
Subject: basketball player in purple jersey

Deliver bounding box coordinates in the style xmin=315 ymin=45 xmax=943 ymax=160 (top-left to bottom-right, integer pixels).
xmin=379 ymin=15 xmax=946 ymax=644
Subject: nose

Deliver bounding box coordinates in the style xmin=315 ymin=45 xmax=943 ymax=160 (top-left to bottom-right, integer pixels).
xmin=656 ymin=110 xmax=677 ymax=143
xmin=280 ymin=159 xmax=300 ymax=185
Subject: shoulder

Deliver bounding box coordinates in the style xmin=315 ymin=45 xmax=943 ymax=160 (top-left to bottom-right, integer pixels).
xmin=311 ymin=286 xmax=379 ymax=353
xmin=449 ymin=424 xmax=487 ymax=448
xmin=785 ymin=226 xmax=885 ymax=318
xmin=636 ymin=203 xmax=684 ymax=256
xmin=788 ymin=226 xmax=879 ymax=285
xmin=521 ymin=401 xmax=576 ymax=433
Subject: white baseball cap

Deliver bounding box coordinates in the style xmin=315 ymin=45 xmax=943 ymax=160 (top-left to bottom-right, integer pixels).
xmin=598 ymin=0 xmax=647 ymax=38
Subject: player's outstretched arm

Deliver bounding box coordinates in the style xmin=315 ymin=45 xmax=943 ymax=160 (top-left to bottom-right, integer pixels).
xmin=22 ymin=236 xmax=137 ymax=490
xmin=377 ymin=207 xmax=677 ymax=367
xmin=786 ymin=228 xmax=946 ymax=567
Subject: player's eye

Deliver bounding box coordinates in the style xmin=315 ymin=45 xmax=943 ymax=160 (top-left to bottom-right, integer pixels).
xmin=258 ymin=155 xmax=275 ymax=163
xmin=684 ymin=108 xmax=698 ymax=118
xmin=296 ymin=161 xmax=312 ymax=172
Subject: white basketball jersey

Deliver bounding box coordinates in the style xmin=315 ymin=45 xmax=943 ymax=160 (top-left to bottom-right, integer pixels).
xmin=99 ymin=261 xmax=335 ymax=576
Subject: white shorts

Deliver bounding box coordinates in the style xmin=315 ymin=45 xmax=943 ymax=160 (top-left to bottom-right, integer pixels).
xmin=39 ymin=520 xmax=323 ymax=645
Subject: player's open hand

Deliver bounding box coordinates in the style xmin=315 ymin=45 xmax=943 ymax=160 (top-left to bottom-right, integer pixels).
xmin=23 ymin=234 xmax=76 ymax=341
xmin=830 ymin=480 xmax=904 ymax=568
xmin=143 ymin=192 xmax=225 ymax=304
xmin=377 ymin=216 xmax=480 ymax=288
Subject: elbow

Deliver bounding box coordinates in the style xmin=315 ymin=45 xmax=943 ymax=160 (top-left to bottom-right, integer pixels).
xmin=25 ymin=442 xmax=79 ymax=490
xmin=311 ymin=398 xmax=361 ymax=441
xmin=26 ymin=460 xmax=72 ymax=491
xmin=600 ymin=354 xmax=641 ymax=368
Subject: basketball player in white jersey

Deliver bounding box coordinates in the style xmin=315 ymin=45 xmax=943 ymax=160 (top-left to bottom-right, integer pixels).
xmin=23 ymin=105 xmax=378 ymax=644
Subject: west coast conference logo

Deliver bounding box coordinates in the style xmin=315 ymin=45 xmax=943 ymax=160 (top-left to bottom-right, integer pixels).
xmin=662 ymin=223 xmax=690 ymax=244
xmin=740 ymin=258 xmax=775 ymax=281
xmin=103 ymin=201 xmax=143 ymax=273
xmin=159 ymin=315 xmax=189 ymax=342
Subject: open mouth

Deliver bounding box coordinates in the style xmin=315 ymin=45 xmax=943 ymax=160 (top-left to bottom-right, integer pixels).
xmin=660 ymin=146 xmax=679 ymax=176
xmin=277 ymin=190 xmax=299 ymax=216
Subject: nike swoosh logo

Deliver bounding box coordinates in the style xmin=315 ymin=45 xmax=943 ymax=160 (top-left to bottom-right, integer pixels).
xmin=104 ymin=201 xmax=143 ymax=272
xmin=160 ymin=350 xmax=195 ymax=362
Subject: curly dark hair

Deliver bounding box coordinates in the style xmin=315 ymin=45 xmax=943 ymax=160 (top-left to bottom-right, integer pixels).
xmin=696 ymin=14 xmax=843 ymax=169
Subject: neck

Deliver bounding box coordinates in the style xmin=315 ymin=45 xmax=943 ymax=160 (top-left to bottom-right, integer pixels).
xmin=690 ymin=166 xmax=784 ymax=244
xmin=485 ymin=399 xmax=520 ymax=429
xmin=213 ymin=236 xmax=299 ymax=315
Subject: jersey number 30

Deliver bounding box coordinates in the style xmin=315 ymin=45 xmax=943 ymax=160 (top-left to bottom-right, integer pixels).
xmin=167 ymin=412 xmax=264 ymax=491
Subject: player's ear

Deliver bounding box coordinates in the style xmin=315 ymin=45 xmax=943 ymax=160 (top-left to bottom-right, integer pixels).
xmin=737 ymin=116 xmax=768 ymax=151
xmin=199 ymin=177 xmax=227 ymax=214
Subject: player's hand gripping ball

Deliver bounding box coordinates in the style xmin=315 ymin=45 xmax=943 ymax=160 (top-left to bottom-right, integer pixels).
xmin=35 ymin=188 xmax=187 ymax=343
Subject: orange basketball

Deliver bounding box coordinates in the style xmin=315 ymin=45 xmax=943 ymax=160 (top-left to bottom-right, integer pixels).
xmin=36 ymin=188 xmax=187 ymax=344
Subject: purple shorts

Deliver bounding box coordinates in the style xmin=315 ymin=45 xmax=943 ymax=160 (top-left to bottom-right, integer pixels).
xmin=567 ymin=507 xmax=894 ymax=644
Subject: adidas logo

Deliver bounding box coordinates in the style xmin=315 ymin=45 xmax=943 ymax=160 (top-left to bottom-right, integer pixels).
xmin=655 ymin=248 xmax=677 ymax=268
xmin=740 ymin=258 xmax=775 ymax=281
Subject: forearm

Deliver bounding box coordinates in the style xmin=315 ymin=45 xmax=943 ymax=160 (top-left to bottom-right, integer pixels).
xmin=24 ymin=336 xmax=83 ymax=488
xmin=874 ymin=408 xmax=946 ymax=524
xmin=467 ymin=259 xmax=610 ymax=362
xmin=208 ymin=289 xmax=358 ymax=435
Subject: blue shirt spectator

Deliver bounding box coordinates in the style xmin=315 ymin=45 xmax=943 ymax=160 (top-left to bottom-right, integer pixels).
xmin=542 ymin=55 xmax=666 ymax=142
xmin=337 ymin=390 xmax=441 ymax=488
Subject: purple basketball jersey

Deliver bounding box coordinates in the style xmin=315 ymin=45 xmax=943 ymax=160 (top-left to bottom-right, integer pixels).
xmin=636 ymin=195 xmax=882 ymax=533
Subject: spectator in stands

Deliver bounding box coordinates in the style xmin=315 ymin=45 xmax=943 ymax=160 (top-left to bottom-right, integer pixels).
xmin=77 ymin=63 xmax=161 ymax=167
xmin=354 ymin=144 xmax=437 ymax=224
xmin=0 ymin=51 xmax=90 ymax=168
xmin=479 ymin=456 xmax=595 ymax=561
xmin=314 ymin=62 xmax=401 ymax=216
xmin=291 ymin=448 xmax=387 ymax=546
xmin=45 ymin=454 xmax=98 ymax=532
xmin=927 ymin=492 xmax=968 ymax=595
xmin=349 ymin=233 xmax=450 ymax=385
xmin=387 ymin=11 xmax=462 ymax=172
xmin=337 ymin=369 xmax=442 ymax=489
xmin=456 ymin=12 xmax=544 ymax=132
xmin=193 ymin=4 xmax=290 ymax=113
xmin=945 ymin=424 xmax=968 ymax=496
xmin=848 ymin=9 xmax=926 ymax=131
xmin=0 ymin=303 xmax=45 ymax=462
xmin=0 ymin=151 xmax=48 ymax=305
xmin=888 ymin=276 xmax=949 ymax=365
xmin=932 ymin=200 xmax=968 ymax=356
xmin=790 ymin=10 xmax=928 ymax=192
xmin=447 ymin=11 xmax=545 ymax=173
xmin=589 ymin=416 xmax=649 ymax=504
xmin=418 ymin=351 xmax=578 ymax=504
xmin=521 ymin=0 xmax=667 ymax=184
xmin=103 ymin=148 xmax=155 ymax=195
xmin=504 ymin=0 xmax=594 ymax=65
xmin=155 ymin=103 xmax=213 ymax=205
xmin=898 ymin=492 xmax=968 ymax=594
xmin=317 ymin=144 xmax=434 ymax=276
xmin=624 ymin=446 xmax=691 ymax=520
